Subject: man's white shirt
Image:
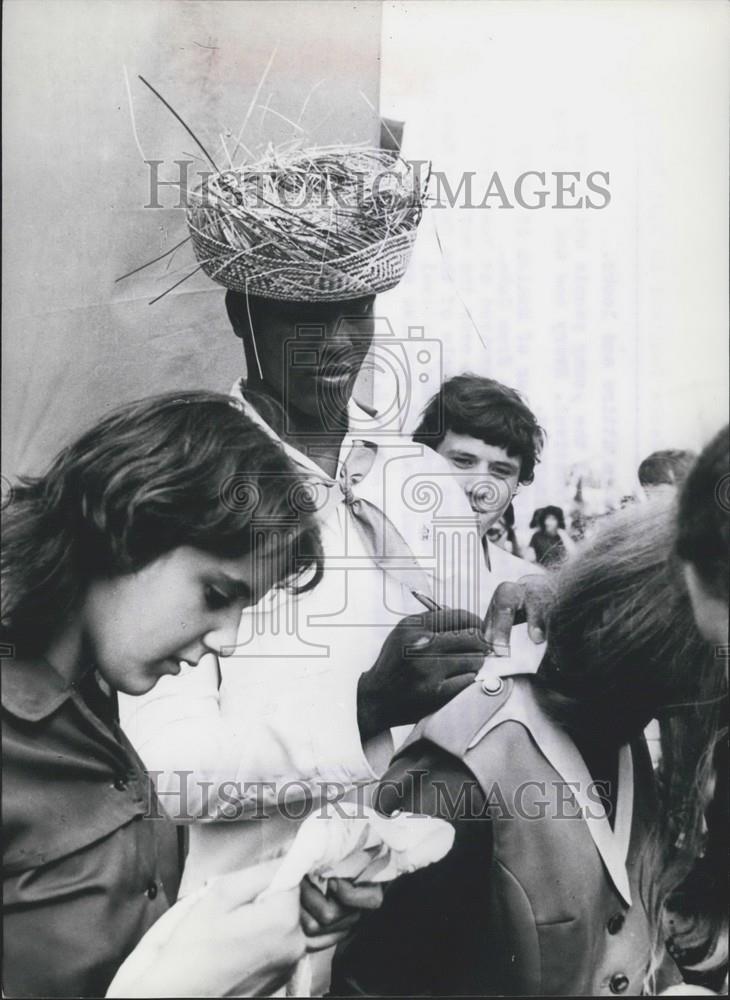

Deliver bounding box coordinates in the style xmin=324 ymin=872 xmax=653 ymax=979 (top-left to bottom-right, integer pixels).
xmin=119 ymin=389 xmax=542 ymax=890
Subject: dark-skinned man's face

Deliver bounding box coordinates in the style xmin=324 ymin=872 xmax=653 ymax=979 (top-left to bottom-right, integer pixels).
xmin=242 ymin=296 xmax=376 ymax=420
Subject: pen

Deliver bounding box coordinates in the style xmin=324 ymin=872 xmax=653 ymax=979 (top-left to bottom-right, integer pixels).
xmin=411 ymin=589 xmax=445 ymax=612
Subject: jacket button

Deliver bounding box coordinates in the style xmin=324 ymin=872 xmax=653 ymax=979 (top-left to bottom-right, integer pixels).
xmin=146 ymin=881 xmax=158 ymax=900
xmin=481 ymin=677 xmax=504 ymax=695
xmin=607 ymin=913 xmax=625 ymax=935
xmin=113 ymin=776 xmax=128 ymax=791
xmin=609 ymin=973 xmax=629 ymax=994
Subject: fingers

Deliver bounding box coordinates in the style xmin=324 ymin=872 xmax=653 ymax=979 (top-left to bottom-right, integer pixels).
xmin=300 ymin=877 xmax=359 ymax=936
xmin=520 ymin=574 xmax=555 ymax=644
xmin=440 ymin=653 xmax=486 ymax=678
xmin=299 ymin=878 xmax=385 ymax=947
xmin=482 ymin=576 xmax=557 ymax=652
xmin=304 ymin=926 xmax=360 ymax=953
xmin=428 ymin=608 xmax=485 ymax=634
xmin=436 ymin=672 xmax=478 ymax=702
xmin=328 ymin=878 xmax=384 ymax=911
xmin=300 ymin=907 xmax=360 ymax=939
xmin=482 ymin=581 xmax=525 ymax=655
xmin=405 ymin=632 xmax=488 ymax=657
xmin=400 ymin=608 xmax=484 ymax=635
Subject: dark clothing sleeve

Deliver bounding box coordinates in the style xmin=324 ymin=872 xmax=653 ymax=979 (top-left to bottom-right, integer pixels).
xmin=2 ymin=658 xmax=179 ymax=998
xmin=331 ymin=743 xmax=493 ymax=997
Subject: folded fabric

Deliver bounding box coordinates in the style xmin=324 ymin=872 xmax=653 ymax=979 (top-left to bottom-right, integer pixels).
xmin=261 ymin=802 xmax=455 ymax=898
xmin=107 ymin=807 xmax=454 ymax=998
xmin=262 ymin=803 xmax=455 ymax=996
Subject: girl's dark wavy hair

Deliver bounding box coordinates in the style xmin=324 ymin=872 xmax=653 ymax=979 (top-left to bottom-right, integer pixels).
xmin=535 ymin=497 xmax=727 ymax=986
xmin=1 ymin=391 xmax=324 ymax=658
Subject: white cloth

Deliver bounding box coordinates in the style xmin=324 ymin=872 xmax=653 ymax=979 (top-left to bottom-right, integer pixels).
xmin=107 ymin=807 xmax=454 ymax=999
xmin=261 ymin=804 xmax=455 ymax=998
xmin=260 ymin=803 xmax=455 ymax=896
xmin=120 ymin=391 xmax=488 ymax=888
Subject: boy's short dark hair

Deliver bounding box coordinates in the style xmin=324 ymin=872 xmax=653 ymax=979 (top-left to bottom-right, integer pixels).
xmin=638 ymin=449 xmax=696 ymax=488
xmin=675 ymin=425 xmax=729 ymax=602
xmin=413 ymin=373 xmax=545 ymax=485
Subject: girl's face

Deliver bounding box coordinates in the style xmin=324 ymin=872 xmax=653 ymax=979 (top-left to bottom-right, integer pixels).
xmin=544 ymin=514 xmax=559 ymax=535
xmin=81 ymin=546 xmax=278 ymax=695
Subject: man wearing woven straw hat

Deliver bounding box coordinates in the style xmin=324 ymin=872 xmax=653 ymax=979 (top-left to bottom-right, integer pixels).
xmin=119 ymin=149 xmax=492 ymax=957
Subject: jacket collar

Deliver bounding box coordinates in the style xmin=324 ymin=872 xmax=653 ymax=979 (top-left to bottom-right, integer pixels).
xmin=1 ymin=654 xmax=80 ymax=722
xmin=468 ymin=675 xmax=635 ymax=906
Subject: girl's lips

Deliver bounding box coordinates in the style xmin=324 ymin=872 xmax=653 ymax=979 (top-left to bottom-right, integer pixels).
xmin=159 ymin=658 xmax=182 ymax=676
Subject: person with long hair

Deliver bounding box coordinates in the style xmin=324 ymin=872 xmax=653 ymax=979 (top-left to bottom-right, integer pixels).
xmin=658 ymin=425 xmax=729 ymax=993
xmin=1 ymin=391 xmax=326 ymax=998
xmin=330 ymin=498 xmax=726 ymax=996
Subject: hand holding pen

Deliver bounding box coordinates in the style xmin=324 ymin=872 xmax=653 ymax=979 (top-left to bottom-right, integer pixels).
xmin=357 ymin=594 xmax=488 ymax=740
xmin=411 ymin=576 xmax=554 ymax=656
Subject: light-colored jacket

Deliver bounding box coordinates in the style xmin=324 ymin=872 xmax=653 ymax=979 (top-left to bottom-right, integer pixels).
xmin=333 ymin=675 xmax=680 ymax=996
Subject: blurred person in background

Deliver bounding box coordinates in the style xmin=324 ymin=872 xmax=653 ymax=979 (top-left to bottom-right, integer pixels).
xmin=486 ymin=502 xmax=524 ymax=559
xmin=639 ymin=449 xmax=697 ymax=500
xmin=527 ymin=504 xmax=575 ymax=569
xmin=657 ymin=425 xmax=729 ymax=994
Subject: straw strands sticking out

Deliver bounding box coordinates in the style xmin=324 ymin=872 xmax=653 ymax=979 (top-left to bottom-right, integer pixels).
xmin=185 ymin=146 xmax=426 ymax=301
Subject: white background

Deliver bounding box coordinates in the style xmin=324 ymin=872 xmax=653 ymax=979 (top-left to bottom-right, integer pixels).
xmin=3 ymin=0 xmax=728 ymax=535
xmin=377 ymin=0 xmax=729 ymax=527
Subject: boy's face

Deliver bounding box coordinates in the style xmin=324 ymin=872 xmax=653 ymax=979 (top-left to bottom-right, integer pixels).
xmin=435 ymin=431 xmax=521 ymax=535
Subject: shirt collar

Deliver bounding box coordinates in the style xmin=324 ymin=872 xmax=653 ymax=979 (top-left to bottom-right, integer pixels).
xmin=1 ymin=654 xmax=79 ymax=722
xmin=230 ymin=379 xmax=382 ymax=479
xmin=468 ymin=675 xmax=635 ymax=906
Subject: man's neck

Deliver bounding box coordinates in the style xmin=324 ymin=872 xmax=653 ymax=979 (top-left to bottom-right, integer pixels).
xmin=243 ymin=379 xmax=350 ymax=478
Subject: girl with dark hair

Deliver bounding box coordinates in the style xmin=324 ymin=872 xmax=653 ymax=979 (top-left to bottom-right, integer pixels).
xmin=528 ymin=503 xmax=575 ymax=568
xmin=331 ymin=499 xmax=726 ymax=996
xmin=1 ymin=391 xmax=325 ymax=998
xmin=661 ymin=425 xmax=729 ymax=992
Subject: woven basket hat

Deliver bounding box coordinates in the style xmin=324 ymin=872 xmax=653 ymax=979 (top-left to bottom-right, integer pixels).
xmin=186 ymin=147 xmax=424 ymax=302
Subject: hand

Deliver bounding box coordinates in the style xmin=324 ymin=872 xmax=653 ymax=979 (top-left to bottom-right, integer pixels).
xmin=357 ymin=609 xmax=488 ymax=740
xmin=482 ymin=575 xmax=556 ymax=656
xmin=108 ymin=859 xmax=305 ymax=998
xmin=300 ymin=876 xmax=384 ymax=952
